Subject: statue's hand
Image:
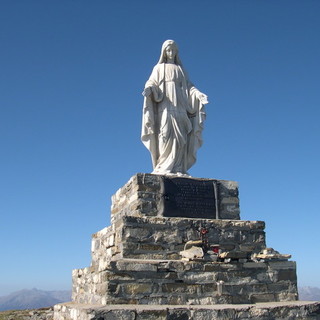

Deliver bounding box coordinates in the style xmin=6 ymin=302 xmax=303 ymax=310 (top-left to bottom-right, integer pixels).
xmin=198 ymin=93 xmax=209 ymax=105
xmin=142 ymin=87 xmax=152 ymax=97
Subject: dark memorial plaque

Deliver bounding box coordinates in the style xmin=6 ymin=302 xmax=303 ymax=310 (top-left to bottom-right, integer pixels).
xmin=160 ymin=177 xmax=218 ymax=219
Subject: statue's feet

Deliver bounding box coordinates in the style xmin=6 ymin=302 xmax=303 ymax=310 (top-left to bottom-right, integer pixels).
xmin=176 ymin=172 xmax=191 ymax=177
xmin=151 ymin=170 xmax=191 ymax=177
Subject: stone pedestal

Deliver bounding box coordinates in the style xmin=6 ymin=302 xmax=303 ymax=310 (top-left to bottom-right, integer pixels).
xmin=110 ymin=174 xmax=240 ymax=221
xmin=54 ymin=174 xmax=320 ymax=319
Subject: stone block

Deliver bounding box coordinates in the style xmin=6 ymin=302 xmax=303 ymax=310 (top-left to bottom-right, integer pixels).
xmin=167 ymin=309 xmax=191 ymax=320
xmin=244 ymin=262 xmax=268 ymax=269
xmin=180 ymin=246 xmax=204 ymax=260
xmin=268 ymin=260 xmax=296 ymax=270
xmin=162 ymin=283 xmax=201 ymax=294
xmin=240 ymin=244 xmax=256 ymax=252
xmin=178 ymin=271 xmax=215 ymax=284
xmin=219 ymin=251 xmax=248 ymax=259
xmin=276 ymin=292 xmax=299 ymax=301
xmin=121 ymin=283 xmax=154 ymax=295
xmin=277 ymin=269 xmax=297 ymax=281
xmin=115 ymin=261 xmax=158 ymax=272
xmin=250 ymin=293 xmax=276 ymax=303
xmin=96 ymin=310 xmax=136 ymax=320
xmin=167 ymin=295 xmax=187 ymax=305
xmin=136 ymin=309 xmax=167 ymax=320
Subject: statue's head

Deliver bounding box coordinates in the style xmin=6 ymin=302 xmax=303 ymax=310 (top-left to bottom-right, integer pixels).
xmin=158 ymin=40 xmax=182 ymax=65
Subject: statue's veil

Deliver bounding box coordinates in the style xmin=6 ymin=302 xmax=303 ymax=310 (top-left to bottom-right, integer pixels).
xmin=157 ymin=40 xmax=183 ymax=66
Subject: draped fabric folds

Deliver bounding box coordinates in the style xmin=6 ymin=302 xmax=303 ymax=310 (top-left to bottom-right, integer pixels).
xmin=141 ymin=62 xmax=206 ymax=175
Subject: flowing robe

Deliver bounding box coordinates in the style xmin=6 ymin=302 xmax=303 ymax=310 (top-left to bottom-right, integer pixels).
xmin=141 ymin=63 xmax=206 ymax=175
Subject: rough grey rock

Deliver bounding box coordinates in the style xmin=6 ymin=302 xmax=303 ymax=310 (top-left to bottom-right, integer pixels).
xmin=53 ymin=174 xmax=312 ymax=319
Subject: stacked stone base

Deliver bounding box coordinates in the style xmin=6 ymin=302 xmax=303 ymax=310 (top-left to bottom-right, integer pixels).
xmin=53 ymin=174 xmax=320 ymax=319
xmin=54 ymin=301 xmax=320 ymax=320
xmin=71 ymin=214 xmax=297 ymax=306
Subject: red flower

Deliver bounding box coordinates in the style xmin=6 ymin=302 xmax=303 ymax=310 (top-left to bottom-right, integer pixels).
xmin=212 ymin=247 xmax=219 ymax=253
xmin=200 ymin=228 xmax=208 ymax=235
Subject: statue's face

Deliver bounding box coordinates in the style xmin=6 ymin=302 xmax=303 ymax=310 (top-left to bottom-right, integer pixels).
xmin=165 ymin=45 xmax=177 ymax=62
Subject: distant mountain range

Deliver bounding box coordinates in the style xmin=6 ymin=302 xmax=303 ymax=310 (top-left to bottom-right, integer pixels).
xmin=299 ymin=286 xmax=320 ymax=301
xmin=0 ymin=286 xmax=319 ymax=311
xmin=0 ymin=288 xmax=71 ymax=311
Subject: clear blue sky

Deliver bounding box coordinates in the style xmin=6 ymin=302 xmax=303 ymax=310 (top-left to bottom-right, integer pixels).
xmin=1 ymin=1 xmax=319 ymax=296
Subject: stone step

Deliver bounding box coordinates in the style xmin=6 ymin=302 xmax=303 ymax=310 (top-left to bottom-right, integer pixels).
xmin=72 ymin=259 xmax=297 ymax=305
xmin=91 ymin=216 xmax=267 ymax=264
xmin=54 ymin=301 xmax=320 ymax=320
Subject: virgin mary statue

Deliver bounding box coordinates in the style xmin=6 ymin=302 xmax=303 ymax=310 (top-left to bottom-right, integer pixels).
xmin=141 ymin=40 xmax=209 ymax=176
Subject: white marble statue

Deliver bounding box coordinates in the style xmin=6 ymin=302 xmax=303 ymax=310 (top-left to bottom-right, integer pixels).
xmin=141 ymin=40 xmax=209 ymax=175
